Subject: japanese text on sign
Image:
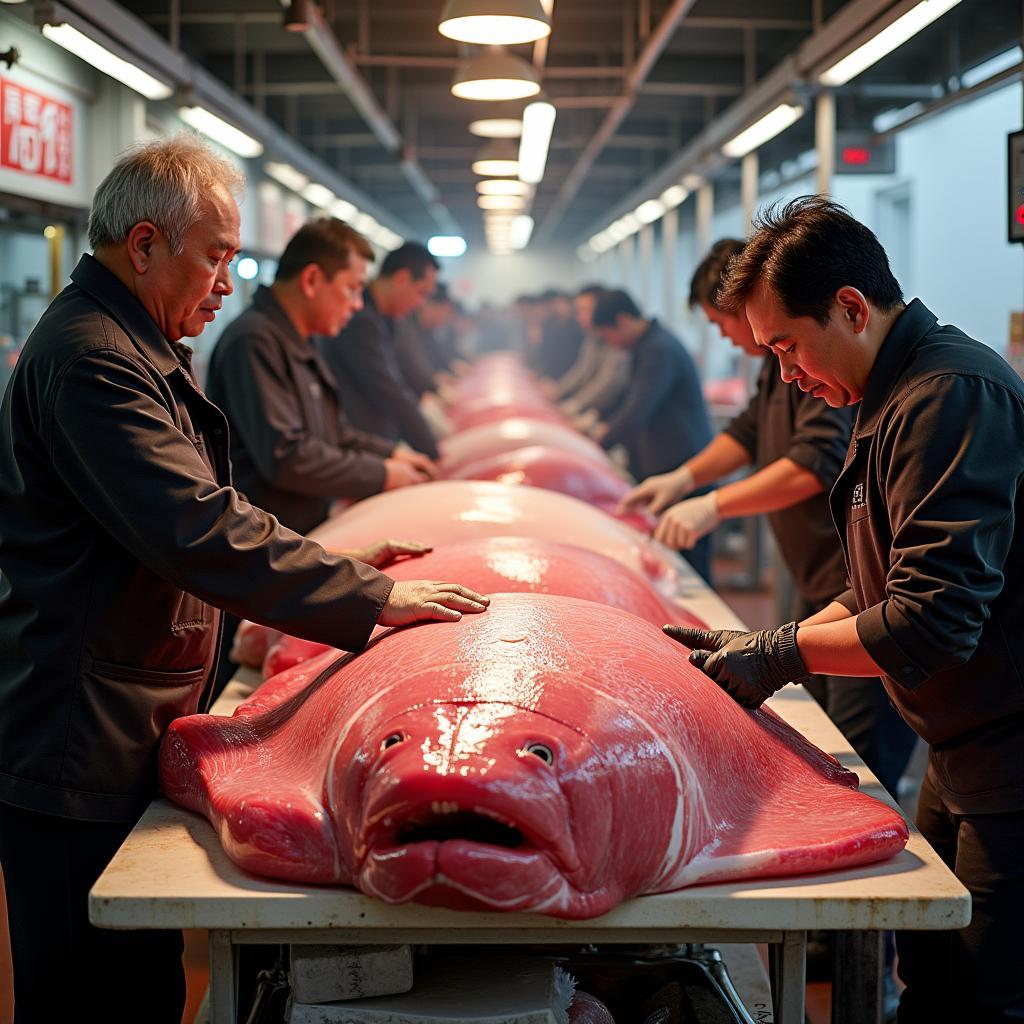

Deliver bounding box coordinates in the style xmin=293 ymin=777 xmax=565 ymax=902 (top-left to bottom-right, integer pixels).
xmin=1 ymin=76 xmax=73 ymax=184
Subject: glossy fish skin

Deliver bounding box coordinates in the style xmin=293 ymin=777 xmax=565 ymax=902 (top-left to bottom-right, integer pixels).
xmin=260 ymin=537 xmax=706 ymax=680
xmin=160 ymin=594 xmax=909 ymax=920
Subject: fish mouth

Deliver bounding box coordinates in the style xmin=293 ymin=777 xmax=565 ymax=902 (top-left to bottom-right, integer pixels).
xmin=392 ymin=807 xmax=527 ymax=850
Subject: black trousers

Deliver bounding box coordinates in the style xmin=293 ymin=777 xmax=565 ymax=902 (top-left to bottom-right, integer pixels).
xmin=0 ymin=801 xmax=185 ymax=1024
xmin=897 ymin=771 xmax=1024 ymax=1022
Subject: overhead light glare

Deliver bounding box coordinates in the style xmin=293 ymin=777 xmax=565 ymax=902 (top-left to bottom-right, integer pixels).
xmin=659 ymin=185 xmax=688 ymax=209
xmin=265 ymin=161 xmax=309 ymax=193
xmin=722 ymin=103 xmax=804 ymax=159
xmin=517 ymin=100 xmax=555 ymax=185
xmin=330 ymin=198 xmax=358 ymax=221
xmin=509 ymin=214 xmax=534 ymax=249
xmin=469 ymin=117 xmax=523 ymax=139
xmin=178 ymin=106 xmax=264 ymax=158
xmin=452 ymin=52 xmax=540 ymax=102
xmin=476 ymin=178 xmax=531 ymax=196
xmin=635 ymin=199 xmax=666 ymax=225
xmin=960 ymin=45 xmax=1023 ymax=89
xmin=428 ymin=235 xmax=468 ymax=258
xmin=478 ymin=194 xmax=525 ymax=210
xmin=41 ymin=23 xmax=172 ymax=99
xmin=236 ymin=257 xmax=260 ymax=280
xmin=300 ymin=182 xmax=335 ymax=209
xmin=872 ymin=101 xmax=926 ymax=133
xmin=820 ymin=0 xmax=963 ymax=86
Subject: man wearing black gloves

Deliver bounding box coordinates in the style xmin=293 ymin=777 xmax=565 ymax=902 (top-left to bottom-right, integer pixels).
xmin=667 ymin=197 xmax=1024 ymax=1023
xmin=625 ymin=239 xmax=916 ymax=805
xmin=319 ymin=242 xmax=441 ymax=458
xmin=0 ymin=137 xmax=487 ymax=1024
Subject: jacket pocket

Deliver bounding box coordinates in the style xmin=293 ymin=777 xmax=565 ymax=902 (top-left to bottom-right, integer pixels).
xmin=90 ymin=659 xmax=207 ymax=686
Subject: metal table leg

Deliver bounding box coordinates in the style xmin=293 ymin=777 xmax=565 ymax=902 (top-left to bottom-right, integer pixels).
xmin=208 ymin=929 xmax=238 ymax=1024
xmin=833 ymin=930 xmax=883 ymax=1024
xmin=768 ymin=930 xmax=807 ymax=1024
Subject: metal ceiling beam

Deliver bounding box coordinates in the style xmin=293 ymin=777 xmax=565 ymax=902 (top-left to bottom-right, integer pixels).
xmin=535 ymin=0 xmax=700 ymax=244
xmin=301 ymin=4 xmax=458 ymax=234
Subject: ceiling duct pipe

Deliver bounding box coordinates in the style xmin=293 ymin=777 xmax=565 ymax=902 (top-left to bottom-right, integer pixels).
xmin=535 ymin=0 xmax=698 ymax=243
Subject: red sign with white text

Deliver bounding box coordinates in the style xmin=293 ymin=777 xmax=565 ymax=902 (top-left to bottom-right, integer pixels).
xmin=1 ymin=76 xmax=73 ymax=184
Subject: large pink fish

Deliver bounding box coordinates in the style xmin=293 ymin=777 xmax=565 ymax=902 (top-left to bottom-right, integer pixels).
xmin=440 ymin=420 xmax=609 ymax=476
xmin=310 ymin=481 xmax=681 ymax=597
xmin=160 ymin=594 xmax=908 ymax=919
xmin=259 ymin=537 xmax=706 ymax=679
xmin=445 ymin=446 xmax=654 ymax=532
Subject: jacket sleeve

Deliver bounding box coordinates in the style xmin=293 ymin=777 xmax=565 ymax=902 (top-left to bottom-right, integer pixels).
xmin=602 ymin=337 xmax=679 ymax=449
xmin=785 ymin=388 xmax=853 ymax=489
xmin=49 ymin=349 xmax=393 ymax=651
xmin=721 ymin=390 xmax=760 ymax=459
xmin=855 ymin=374 xmax=1024 ymax=686
xmin=220 ymin=329 xmax=387 ymax=501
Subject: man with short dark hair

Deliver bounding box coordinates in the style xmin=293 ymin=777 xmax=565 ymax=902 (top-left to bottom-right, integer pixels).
xmin=670 ymin=196 xmax=1024 ymax=1023
xmin=319 ymin=242 xmax=441 ymax=458
xmin=591 ymin=289 xmax=713 ymax=580
xmin=208 ymin=219 xmax=434 ymax=536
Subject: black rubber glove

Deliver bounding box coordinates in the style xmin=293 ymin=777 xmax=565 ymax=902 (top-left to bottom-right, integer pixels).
xmin=663 ymin=625 xmax=746 ymax=652
xmin=664 ymin=622 xmax=811 ymax=709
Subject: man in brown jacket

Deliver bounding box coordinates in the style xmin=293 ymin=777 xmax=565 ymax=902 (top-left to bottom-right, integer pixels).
xmin=0 ymin=136 xmax=487 ymax=1023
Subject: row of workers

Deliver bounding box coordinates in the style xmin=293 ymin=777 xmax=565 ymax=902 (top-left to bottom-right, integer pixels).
xmin=0 ymin=131 xmax=1022 ymax=1024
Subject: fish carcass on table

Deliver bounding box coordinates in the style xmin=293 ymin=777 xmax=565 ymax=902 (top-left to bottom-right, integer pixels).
xmin=440 ymin=420 xmax=610 ymax=477
xmin=445 ymin=445 xmax=653 ymax=531
xmin=161 ymin=593 xmax=909 ymax=920
xmin=310 ymin=481 xmax=682 ymax=597
xmin=260 ymin=536 xmax=707 ymax=679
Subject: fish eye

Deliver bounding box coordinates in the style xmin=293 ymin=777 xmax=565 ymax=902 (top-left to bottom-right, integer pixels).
xmin=381 ymin=732 xmax=405 ymax=751
xmin=524 ymin=742 xmax=554 ymax=765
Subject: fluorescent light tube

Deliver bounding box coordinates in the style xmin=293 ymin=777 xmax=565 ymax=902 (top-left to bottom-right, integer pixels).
xmin=659 ymin=185 xmax=688 ymax=209
xmin=42 ymin=22 xmax=172 ymax=100
xmin=517 ymin=100 xmax=555 ymax=185
xmin=178 ymin=106 xmax=264 ymax=158
xmin=428 ymin=236 xmax=468 ymax=258
xmin=722 ymin=103 xmax=804 ymax=159
xmin=265 ymin=161 xmax=309 ymax=193
xmin=300 ymin=182 xmax=335 ymax=208
xmin=635 ymin=198 xmax=665 ymax=224
xmin=509 ymin=215 xmax=534 ymax=249
xmin=820 ymin=0 xmax=963 ymax=86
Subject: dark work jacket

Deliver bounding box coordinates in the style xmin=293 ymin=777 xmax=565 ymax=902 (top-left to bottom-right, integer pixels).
xmin=394 ymin=316 xmax=439 ymax=397
xmin=725 ymin=357 xmax=853 ymax=607
xmin=0 ymin=255 xmax=393 ymax=822
xmin=601 ymin=319 xmax=713 ymax=480
xmin=527 ymin=314 xmax=584 ymax=380
xmin=829 ymin=299 xmax=1024 ymax=814
xmin=318 ymin=290 xmax=440 ymax=459
xmin=206 ymin=286 xmax=392 ymax=535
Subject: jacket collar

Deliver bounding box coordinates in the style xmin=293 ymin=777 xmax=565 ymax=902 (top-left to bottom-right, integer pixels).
xmin=70 ymin=254 xmax=191 ymax=378
xmin=252 ymin=285 xmax=316 ymax=361
xmin=853 ymin=298 xmax=938 ymax=439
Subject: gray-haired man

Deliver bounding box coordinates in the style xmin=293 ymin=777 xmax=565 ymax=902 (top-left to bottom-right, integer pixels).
xmin=0 ymin=135 xmax=487 ymax=1022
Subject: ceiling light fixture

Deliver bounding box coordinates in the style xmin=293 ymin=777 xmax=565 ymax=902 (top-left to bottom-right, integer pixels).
xmin=178 ymin=106 xmax=264 ymax=158
xmin=428 ymin=235 xmax=469 ymax=258
xmin=330 ymin=198 xmax=358 ymax=221
xmin=722 ymin=103 xmax=804 ymax=159
xmin=509 ymin=214 xmax=534 ymax=249
xmin=472 ymin=139 xmax=520 ymax=176
xmin=820 ymin=0 xmax=962 ymax=86
xmin=517 ymin=99 xmax=555 ymax=185
xmin=478 ymin=194 xmax=525 ymax=210
xmin=477 ymin=178 xmax=532 ymax=196
xmin=659 ymin=184 xmax=688 ymax=209
xmin=300 ymin=182 xmax=335 ymax=208
xmin=452 ymin=51 xmax=540 ymax=102
xmin=439 ymin=0 xmax=550 ymax=45
xmin=634 ymin=198 xmax=665 ymax=225
xmin=469 ymin=117 xmax=524 ymax=139
xmin=265 ymin=161 xmax=309 ymax=193
xmin=41 ymin=21 xmax=172 ymax=99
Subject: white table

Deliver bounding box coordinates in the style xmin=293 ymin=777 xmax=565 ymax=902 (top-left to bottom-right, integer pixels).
xmin=90 ymin=566 xmax=969 ymax=1024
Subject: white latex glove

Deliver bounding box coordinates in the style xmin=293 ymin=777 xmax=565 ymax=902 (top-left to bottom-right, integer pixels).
xmin=654 ymin=491 xmax=720 ymax=550
xmin=618 ymin=466 xmax=696 ymax=516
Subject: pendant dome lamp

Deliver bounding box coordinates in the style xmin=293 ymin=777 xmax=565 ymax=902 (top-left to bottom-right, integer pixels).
xmin=452 ymin=50 xmax=540 ymax=102
xmin=439 ymin=0 xmax=551 ymax=46
xmin=471 ymin=139 xmax=520 ymax=176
